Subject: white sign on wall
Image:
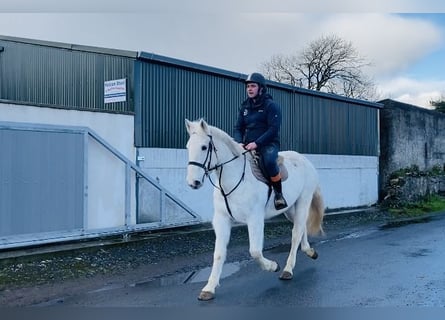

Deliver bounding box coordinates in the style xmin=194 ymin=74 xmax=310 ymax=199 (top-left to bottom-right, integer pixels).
xmin=104 ymin=78 xmax=127 ymax=103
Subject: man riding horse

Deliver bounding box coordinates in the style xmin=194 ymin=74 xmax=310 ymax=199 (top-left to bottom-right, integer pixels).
xmin=233 ymin=72 xmax=288 ymax=210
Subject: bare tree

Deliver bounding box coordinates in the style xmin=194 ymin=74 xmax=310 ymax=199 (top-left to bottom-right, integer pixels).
xmin=430 ymin=96 xmax=445 ymax=113
xmin=261 ymin=34 xmax=378 ymax=100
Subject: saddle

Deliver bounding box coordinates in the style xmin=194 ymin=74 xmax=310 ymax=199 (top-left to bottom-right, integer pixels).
xmin=249 ymin=151 xmax=288 ymax=185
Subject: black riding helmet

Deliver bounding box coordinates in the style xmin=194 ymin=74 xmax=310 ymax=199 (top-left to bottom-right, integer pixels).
xmin=246 ymin=72 xmax=266 ymax=86
xmin=245 ymin=72 xmax=267 ymax=96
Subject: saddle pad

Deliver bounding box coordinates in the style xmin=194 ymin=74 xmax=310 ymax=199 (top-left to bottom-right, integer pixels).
xmin=249 ymin=154 xmax=288 ymax=185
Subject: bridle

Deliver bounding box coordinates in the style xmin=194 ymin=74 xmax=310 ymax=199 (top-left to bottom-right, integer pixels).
xmin=187 ymin=135 xmax=216 ymax=182
xmin=187 ymin=134 xmax=249 ymax=219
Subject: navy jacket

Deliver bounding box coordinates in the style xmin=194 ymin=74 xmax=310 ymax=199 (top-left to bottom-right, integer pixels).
xmin=233 ymin=93 xmax=282 ymax=148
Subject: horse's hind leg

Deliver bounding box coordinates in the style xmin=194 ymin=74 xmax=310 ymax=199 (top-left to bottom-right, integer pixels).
xmin=198 ymin=213 xmax=231 ymax=301
xmin=301 ymin=228 xmax=318 ymax=259
xmin=280 ymin=201 xmax=310 ymax=280
xmin=247 ymin=218 xmax=280 ymax=272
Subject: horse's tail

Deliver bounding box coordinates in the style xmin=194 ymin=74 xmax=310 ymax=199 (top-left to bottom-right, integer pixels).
xmin=307 ymin=186 xmax=325 ymax=236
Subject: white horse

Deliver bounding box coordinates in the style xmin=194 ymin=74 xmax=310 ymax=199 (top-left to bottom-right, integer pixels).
xmin=185 ymin=118 xmax=325 ymax=301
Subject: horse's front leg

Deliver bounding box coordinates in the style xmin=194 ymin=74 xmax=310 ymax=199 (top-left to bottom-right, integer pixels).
xmin=198 ymin=213 xmax=232 ymax=301
xmin=247 ymin=218 xmax=280 ymax=272
xmin=280 ymin=201 xmax=317 ymax=280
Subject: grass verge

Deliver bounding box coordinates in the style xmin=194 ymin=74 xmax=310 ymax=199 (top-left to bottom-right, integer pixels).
xmin=388 ymin=194 xmax=445 ymax=218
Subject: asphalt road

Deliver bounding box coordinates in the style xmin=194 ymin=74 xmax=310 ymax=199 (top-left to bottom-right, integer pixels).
xmin=22 ymin=210 xmax=445 ymax=307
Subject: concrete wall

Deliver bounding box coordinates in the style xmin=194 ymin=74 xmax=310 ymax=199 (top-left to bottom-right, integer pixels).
xmin=138 ymin=148 xmax=379 ymax=221
xmin=379 ymin=99 xmax=445 ymax=197
xmin=1 ymin=102 xmax=136 ymax=230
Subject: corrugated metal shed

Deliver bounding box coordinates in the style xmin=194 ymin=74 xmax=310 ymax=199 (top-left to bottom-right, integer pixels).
xmin=134 ymin=53 xmax=246 ymax=148
xmin=0 ymin=35 xmax=135 ymax=113
xmin=135 ymin=51 xmax=382 ymax=156
xmin=0 ymin=35 xmax=382 ymax=156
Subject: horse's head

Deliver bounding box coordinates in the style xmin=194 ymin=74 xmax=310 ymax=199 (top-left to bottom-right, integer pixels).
xmin=185 ymin=118 xmax=215 ymax=189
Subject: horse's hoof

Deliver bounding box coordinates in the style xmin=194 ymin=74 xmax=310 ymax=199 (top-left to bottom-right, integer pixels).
xmin=198 ymin=291 xmax=215 ymax=301
xmin=274 ymin=262 xmax=280 ymax=272
xmin=279 ymin=271 xmax=293 ymax=280
xmin=311 ymin=251 xmax=318 ymax=260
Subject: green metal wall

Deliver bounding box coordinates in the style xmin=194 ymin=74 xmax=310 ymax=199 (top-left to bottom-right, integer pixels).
xmin=135 ymin=55 xmax=381 ymax=156
xmin=0 ymin=35 xmax=381 ymax=156
xmin=0 ymin=36 xmax=135 ymax=113
xmin=269 ymin=88 xmax=380 ymax=155
xmin=134 ymin=58 xmax=245 ymax=148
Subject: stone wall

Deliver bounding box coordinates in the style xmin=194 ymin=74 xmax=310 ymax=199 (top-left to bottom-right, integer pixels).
xmin=382 ymin=167 xmax=445 ymax=207
xmin=379 ymin=99 xmax=445 ymax=203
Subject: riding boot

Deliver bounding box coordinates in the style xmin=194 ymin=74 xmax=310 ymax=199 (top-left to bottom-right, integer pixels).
xmin=271 ymin=177 xmax=288 ymax=210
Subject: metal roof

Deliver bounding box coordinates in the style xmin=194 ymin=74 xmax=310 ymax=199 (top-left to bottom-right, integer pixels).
xmin=0 ymin=34 xmax=138 ymax=58
xmin=0 ymin=34 xmax=383 ymax=110
xmin=137 ymin=50 xmax=383 ymax=110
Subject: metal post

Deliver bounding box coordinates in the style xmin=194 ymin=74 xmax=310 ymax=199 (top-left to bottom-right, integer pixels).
xmin=125 ymin=162 xmax=131 ymax=226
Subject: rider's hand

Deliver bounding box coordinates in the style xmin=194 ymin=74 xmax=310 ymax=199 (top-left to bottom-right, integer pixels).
xmin=245 ymin=142 xmax=257 ymax=150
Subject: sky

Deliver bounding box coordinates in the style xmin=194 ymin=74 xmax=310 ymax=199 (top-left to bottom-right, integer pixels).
xmin=1 ymin=1 xmax=445 ymax=108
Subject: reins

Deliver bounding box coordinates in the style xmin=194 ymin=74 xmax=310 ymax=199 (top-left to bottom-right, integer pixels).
xmin=187 ymin=135 xmax=249 ymax=219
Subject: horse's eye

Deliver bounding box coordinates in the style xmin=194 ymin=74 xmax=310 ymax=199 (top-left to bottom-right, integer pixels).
xmin=201 ymin=145 xmax=208 ymax=151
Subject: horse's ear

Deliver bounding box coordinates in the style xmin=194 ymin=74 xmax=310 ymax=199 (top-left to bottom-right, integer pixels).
xmin=199 ymin=118 xmax=210 ymax=134
xmin=185 ymin=119 xmax=192 ymax=135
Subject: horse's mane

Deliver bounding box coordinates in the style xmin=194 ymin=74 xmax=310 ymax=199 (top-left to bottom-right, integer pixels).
xmin=208 ymin=125 xmax=244 ymax=157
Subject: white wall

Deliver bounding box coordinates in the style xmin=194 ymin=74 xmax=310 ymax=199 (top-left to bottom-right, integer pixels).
xmin=306 ymin=154 xmax=378 ymax=210
xmin=1 ymin=103 xmax=136 ymax=229
xmin=138 ymin=148 xmax=379 ymax=222
xmin=1 ymin=102 xmax=379 ymax=229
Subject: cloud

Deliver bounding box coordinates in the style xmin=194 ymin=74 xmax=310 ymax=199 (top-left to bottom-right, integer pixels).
xmin=0 ymin=13 xmax=442 ymax=75
xmin=2 ymin=0 xmax=445 ymax=13
xmin=313 ymin=13 xmax=445 ymax=107
xmin=317 ymin=14 xmax=443 ymax=77
xmin=377 ymin=77 xmax=445 ymax=108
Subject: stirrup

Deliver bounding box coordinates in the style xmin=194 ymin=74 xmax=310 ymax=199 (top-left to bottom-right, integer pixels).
xmin=274 ymin=193 xmax=288 ymax=210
